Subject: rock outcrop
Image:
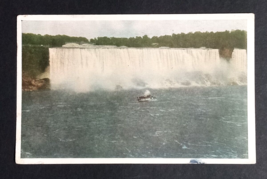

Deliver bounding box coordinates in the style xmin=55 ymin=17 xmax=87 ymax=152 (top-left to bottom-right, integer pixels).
xmin=22 ymin=73 xmax=50 ymax=91
xmin=219 ymin=47 xmax=234 ymax=60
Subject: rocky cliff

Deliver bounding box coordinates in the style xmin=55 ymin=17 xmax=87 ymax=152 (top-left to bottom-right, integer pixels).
xmin=22 ymin=72 xmax=50 ymax=91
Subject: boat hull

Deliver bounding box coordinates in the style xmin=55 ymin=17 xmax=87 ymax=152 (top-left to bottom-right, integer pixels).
xmin=137 ymin=96 xmax=157 ymax=102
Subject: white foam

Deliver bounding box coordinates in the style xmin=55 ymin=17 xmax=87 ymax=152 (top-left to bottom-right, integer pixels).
xmin=49 ymin=48 xmax=247 ymax=92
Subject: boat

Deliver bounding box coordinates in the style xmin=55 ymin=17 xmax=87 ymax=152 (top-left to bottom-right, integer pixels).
xmin=137 ymin=90 xmax=157 ymax=102
xmin=137 ymin=95 xmax=156 ymax=102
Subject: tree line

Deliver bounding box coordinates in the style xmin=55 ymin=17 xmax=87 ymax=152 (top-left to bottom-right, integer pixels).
xmin=23 ymin=30 xmax=246 ymax=49
xmin=22 ymin=33 xmax=89 ymax=47
xmin=90 ymin=30 xmax=247 ymax=49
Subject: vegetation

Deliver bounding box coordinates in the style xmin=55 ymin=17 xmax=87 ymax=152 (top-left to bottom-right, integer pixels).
xmin=22 ymin=33 xmax=89 ymax=47
xmin=22 ymin=33 xmax=89 ymax=78
xmin=90 ymin=30 xmax=247 ymax=49
xmin=22 ymin=46 xmax=49 ymax=78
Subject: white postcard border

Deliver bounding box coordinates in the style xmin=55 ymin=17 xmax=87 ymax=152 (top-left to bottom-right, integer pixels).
xmin=16 ymin=14 xmax=255 ymax=164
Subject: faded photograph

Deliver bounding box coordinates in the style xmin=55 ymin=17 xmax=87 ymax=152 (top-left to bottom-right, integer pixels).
xmin=17 ymin=15 xmax=255 ymax=164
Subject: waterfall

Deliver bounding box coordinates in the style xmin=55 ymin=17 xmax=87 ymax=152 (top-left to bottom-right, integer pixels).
xmin=49 ymin=47 xmax=247 ymax=92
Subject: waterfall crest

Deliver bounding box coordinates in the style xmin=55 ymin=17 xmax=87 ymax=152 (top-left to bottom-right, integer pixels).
xmin=49 ymin=48 xmax=247 ymax=92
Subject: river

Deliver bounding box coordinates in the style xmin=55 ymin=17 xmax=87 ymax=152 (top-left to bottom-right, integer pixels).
xmin=21 ymin=86 xmax=248 ymax=158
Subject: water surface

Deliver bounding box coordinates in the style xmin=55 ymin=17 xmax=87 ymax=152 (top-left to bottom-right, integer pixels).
xmin=21 ymin=86 xmax=248 ymax=158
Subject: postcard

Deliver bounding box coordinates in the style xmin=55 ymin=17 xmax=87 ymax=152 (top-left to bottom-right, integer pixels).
xmin=16 ymin=14 xmax=255 ymax=164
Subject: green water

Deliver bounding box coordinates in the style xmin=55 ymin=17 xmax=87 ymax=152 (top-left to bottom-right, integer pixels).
xmin=21 ymin=86 xmax=248 ymax=158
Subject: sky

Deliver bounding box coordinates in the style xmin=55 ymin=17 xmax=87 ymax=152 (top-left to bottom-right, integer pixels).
xmin=22 ymin=19 xmax=247 ymax=40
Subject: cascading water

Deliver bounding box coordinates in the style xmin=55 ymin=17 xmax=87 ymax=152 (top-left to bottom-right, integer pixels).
xmin=49 ymin=47 xmax=247 ymax=92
